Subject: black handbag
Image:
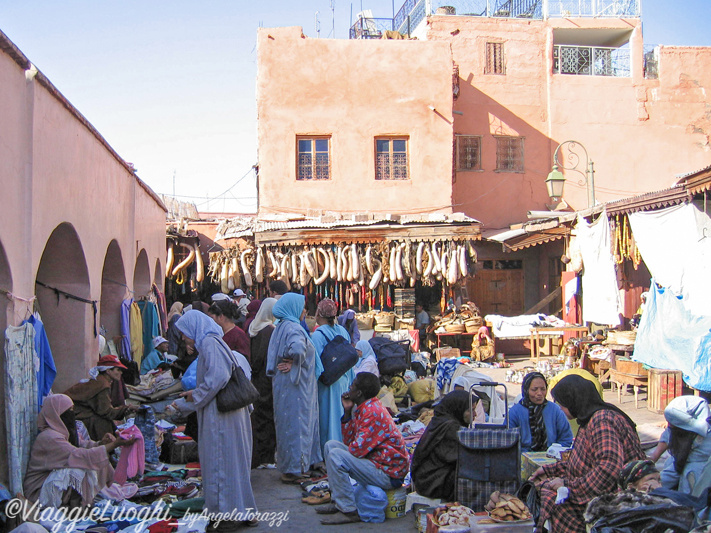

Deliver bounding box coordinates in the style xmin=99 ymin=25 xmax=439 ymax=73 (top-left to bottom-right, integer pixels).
xmin=516 ymin=480 xmax=540 ymax=524
xmin=216 ymin=362 xmax=260 ymax=413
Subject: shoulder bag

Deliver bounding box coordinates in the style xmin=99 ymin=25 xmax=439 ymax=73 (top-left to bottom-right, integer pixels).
xmin=216 ymin=354 xmax=260 ymax=413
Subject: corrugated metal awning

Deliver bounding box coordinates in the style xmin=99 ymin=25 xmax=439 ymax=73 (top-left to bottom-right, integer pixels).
xmin=503 ymin=225 xmax=570 ymax=251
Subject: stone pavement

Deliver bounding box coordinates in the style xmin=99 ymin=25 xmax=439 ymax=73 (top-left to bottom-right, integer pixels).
xmin=246 ymin=354 xmax=668 ymax=531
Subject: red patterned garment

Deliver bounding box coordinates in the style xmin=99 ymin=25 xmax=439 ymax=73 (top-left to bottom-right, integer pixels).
xmin=341 ymin=397 xmax=409 ymax=479
xmin=537 ymin=409 xmax=646 ymax=533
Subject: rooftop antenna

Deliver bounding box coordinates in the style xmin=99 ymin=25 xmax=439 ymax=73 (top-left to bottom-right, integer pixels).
xmin=315 ymin=11 xmax=321 ymax=38
xmin=331 ymin=0 xmax=335 ymax=38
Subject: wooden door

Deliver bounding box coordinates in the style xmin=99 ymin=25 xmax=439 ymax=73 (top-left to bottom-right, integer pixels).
xmin=467 ymin=268 xmax=524 ymax=316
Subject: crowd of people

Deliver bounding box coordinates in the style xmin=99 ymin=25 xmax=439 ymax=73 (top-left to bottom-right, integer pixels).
xmin=16 ymin=285 xmax=711 ymax=532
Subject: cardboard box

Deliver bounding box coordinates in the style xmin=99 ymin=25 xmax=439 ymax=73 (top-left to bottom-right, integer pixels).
xmin=434 ymin=347 xmax=460 ymax=361
xmin=520 ymin=451 xmax=557 ymax=481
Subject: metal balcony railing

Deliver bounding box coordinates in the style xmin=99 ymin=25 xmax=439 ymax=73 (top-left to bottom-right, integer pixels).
xmin=394 ymin=0 xmax=427 ymax=35
xmin=553 ymin=44 xmax=631 ymax=76
xmin=547 ymin=0 xmax=640 ymax=17
xmin=349 ymin=17 xmax=395 ymax=39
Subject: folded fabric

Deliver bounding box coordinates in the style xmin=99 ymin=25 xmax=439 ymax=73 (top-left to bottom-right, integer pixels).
xmin=147 ymin=520 xmax=179 ymax=533
xmin=99 ymin=482 xmax=139 ymax=501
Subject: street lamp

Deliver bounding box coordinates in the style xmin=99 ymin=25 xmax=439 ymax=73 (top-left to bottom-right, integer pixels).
xmin=546 ymin=140 xmax=596 ymax=207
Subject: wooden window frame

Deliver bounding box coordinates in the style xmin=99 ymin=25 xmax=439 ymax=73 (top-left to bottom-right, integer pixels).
xmin=485 ymin=41 xmax=506 ymax=75
xmin=495 ymin=135 xmax=524 ymax=173
xmin=456 ymin=135 xmax=483 ymax=171
xmin=375 ymin=136 xmax=409 ymax=181
xmin=296 ymin=135 xmax=331 ymax=181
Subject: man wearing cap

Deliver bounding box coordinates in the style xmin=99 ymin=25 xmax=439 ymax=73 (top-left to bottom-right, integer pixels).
xmin=65 ymin=355 xmax=140 ymax=441
xmin=140 ymin=336 xmax=171 ymax=375
xmin=233 ymin=288 xmax=251 ymax=317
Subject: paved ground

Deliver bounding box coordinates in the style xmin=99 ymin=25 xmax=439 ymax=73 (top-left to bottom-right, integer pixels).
xmin=245 ymin=354 xmax=667 ymax=531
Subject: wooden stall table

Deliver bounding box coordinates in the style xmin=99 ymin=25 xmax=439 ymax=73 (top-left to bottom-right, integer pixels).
xmin=529 ymin=326 xmax=588 ymax=362
xmin=610 ymin=369 xmax=648 ymax=409
xmin=436 ymin=332 xmax=475 ymax=358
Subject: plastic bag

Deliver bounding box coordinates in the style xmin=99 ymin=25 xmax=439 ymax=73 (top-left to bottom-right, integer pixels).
xmin=516 ymin=480 xmax=540 ymax=525
xmin=588 ymin=503 xmax=695 ymax=533
xmin=354 ymin=483 xmax=387 ymax=523
xmin=181 ymin=358 xmax=198 ymax=390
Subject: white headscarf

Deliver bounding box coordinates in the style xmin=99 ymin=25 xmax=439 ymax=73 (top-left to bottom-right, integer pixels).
xmin=249 ymin=298 xmax=277 ymax=338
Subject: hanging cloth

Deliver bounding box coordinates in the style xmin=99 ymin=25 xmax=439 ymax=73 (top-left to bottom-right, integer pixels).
xmin=4 ymin=323 xmax=39 ymax=495
xmin=152 ymin=284 xmax=168 ymax=333
xmin=575 ymin=210 xmax=622 ymax=325
xmin=138 ymin=300 xmax=161 ymax=359
xmin=120 ymin=298 xmax=135 ymax=361
xmin=24 ymin=314 xmax=56 ymax=410
xmin=129 ymin=302 xmax=144 ymax=365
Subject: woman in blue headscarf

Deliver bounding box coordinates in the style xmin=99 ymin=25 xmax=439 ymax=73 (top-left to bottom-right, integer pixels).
xmin=337 ymin=309 xmax=360 ymax=345
xmin=266 ymin=293 xmax=322 ymax=483
xmin=175 ymin=310 xmax=257 ymax=529
xmin=354 ymin=340 xmax=379 ymax=377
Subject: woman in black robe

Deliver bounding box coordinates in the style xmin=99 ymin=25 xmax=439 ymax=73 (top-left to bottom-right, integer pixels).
xmin=411 ymin=389 xmax=472 ymax=501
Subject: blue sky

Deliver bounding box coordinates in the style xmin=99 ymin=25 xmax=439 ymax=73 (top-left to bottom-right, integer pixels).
xmin=1 ymin=0 xmax=709 ymax=213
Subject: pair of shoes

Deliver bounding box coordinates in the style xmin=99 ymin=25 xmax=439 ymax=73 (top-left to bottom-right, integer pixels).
xmin=315 ymin=503 xmax=340 ymax=515
xmin=302 ymin=491 xmax=331 ymax=505
xmin=320 ymin=511 xmax=361 ymax=525
xmin=281 ymin=473 xmax=308 ymax=484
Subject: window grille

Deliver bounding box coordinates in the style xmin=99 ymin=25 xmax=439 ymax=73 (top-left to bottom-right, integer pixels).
xmin=297 ymin=137 xmax=330 ymax=180
xmin=456 ymin=136 xmax=482 ymax=171
xmin=486 ymin=42 xmax=505 ymax=75
xmin=495 ymin=136 xmax=524 ymax=172
xmin=375 ymin=138 xmax=409 ymax=180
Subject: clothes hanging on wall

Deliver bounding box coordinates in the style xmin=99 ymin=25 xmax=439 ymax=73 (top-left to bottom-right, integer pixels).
xmin=4 ymin=323 xmax=39 ymax=495
xmin=152 ymin=284 xmax=168 ymax=333
xmin=24 ymin=313 xmax=56 ymax=409
xmin=120 ymin=299 xmax=134 ymax=361
xmin=138 ymin=300 xmax=161 ymax=359
xmin=129 ymin=302 xmax=144 ymax=365
xmin=575 ymin=210 xmax=622 ymax=325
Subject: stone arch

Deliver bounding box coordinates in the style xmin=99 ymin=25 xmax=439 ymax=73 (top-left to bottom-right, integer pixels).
xmin=133 ymin=249 xmax=151 ymax=298
xmin=35 ymin=223 xmax=91 ymax=394
xmin=0 ymin=239 xmax=12 ymax=485
xmin=100 ymin=240 xmax=127 ymax=345
xmin=153 ymin=257 xmax=163 ymax=289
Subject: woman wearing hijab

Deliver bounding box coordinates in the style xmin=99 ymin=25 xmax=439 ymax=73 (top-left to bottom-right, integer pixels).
xmin=242 ymin=299 xmax=261 ymax=334
xmin=353 ymin=340 xmax=379 ymax=377
xmin=248 ymin=298 xmax=277 ymax=468
xmin=267 ymin=293 xmax=322 ymax=484
xmin=175 ymin=310 xmax=257 ymax=531
xmin=530 ymin=374 xmax=645 ymax=533
xmin=658 ymin=396 xmax=711 ymax=493
xmin=311 ymin=298 xmax=355 ymax=452
xmin=208 ymin=299 xmax=251 ymax=361
xmin=64 ymin=355 xmax=140 ymax=441
xmin=337 ymin=309 xmax=360 ymax=345
xmin=24 ymin=394 xmax=132 ymax=507
xmin=166 ymin=302 xmax=184 ymax=354
xmin=509 ymin=372 xmax=573 ymax=452
xmin=411 ymin=390 xmax=471 ymax=501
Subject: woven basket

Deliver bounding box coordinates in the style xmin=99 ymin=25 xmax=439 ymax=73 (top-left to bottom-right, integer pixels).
xmin=357 ymin=315 xmax=375 ymax=330
xmin=465 ymin=317 xmax=483 ymax=332
xmin=375 ymin=313 xmax=394 ymax=326
xmin=444 ymin=323 xmax=466 ymax=334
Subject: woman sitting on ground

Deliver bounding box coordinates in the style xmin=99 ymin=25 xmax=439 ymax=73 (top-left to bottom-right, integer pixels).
xmin=24 ymin=394 xmax=133 ymax=508
xmin=411 ymin=390 xmax=471 ymax=501
xmin=658 ymin=396 xmax=711 ymax=494
xmin=509 ymin=372 xmax=573 ymax=452
xmin=353 ymin=340 xmax=379 ymax=377
xmin=530 ymin=374 xmax=646 ymax=533
xmin=64 ymin=355 xmax=140 ymax=441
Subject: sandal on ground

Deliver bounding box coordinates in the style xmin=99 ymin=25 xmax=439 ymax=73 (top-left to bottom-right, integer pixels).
xmin=281 ymin=473 xmax=308 ymax=484
xmin=302 ymin=491 xmax=331 ymax=505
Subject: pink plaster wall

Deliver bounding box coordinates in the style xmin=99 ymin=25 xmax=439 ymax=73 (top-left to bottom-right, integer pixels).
xmin=257 ymin=27 xmax=455 ymax=216
xmin=0 ymin=33 xmax=166 ymax=456
xmin=425 ymin=16 xmax=711 ymax=228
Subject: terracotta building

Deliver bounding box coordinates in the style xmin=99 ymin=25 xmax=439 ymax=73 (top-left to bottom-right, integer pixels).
xmin=255 ymin=0 xmax=711 ymax=315
xmin=0 ymin=31 xmax=166 ymax=484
